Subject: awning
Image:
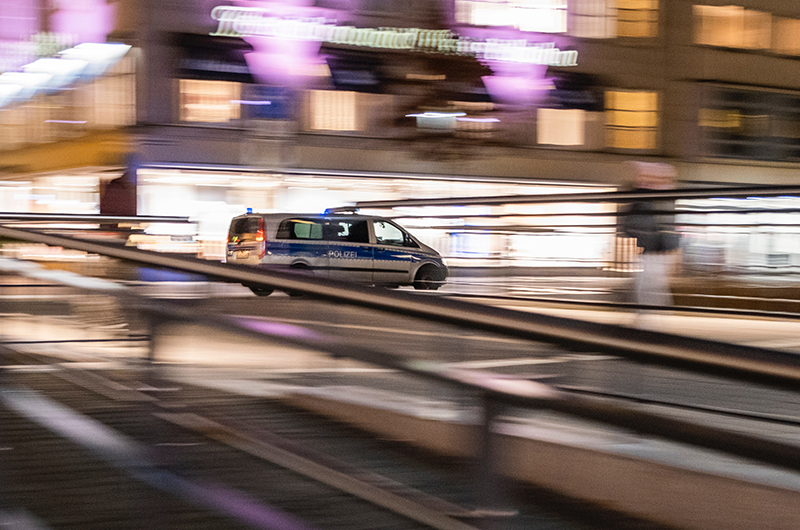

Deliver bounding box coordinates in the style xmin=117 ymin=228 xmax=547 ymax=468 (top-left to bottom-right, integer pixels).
xmin=174 ymin=33 xmax=254 ymax=84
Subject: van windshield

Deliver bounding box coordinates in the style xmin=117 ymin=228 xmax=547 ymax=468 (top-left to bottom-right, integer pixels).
xmin=229 ymin=217 xmax=261 ymax=243
xmin=374 ymin=220 xmax=419 ymax=248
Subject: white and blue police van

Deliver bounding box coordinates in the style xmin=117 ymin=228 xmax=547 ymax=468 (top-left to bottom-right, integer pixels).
xmin=226 ymin=211 xmax=448 ymax=295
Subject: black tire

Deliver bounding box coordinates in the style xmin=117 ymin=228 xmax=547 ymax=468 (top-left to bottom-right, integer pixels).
xmin=413 ymin=266 xmax=442 ymax=290
xmin=286 ymin=264 xmax=309 ymax=297
xmin=247 ymin=285 xmax=274 ymax=297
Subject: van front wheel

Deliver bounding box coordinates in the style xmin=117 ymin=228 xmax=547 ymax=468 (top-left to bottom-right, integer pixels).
xmin=248 ymin=285 xmax=274 ymax=296
xmin=414 ymin=266 xmax=442 ymax=291
xmin=286 ymin=263 xmax=310 ymax=297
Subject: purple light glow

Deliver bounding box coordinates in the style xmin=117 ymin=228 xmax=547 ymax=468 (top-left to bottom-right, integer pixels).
xmin=236 ymin=0 xmax=343 ymax=87
xmin=455 ymin=26 xmax=574 ymax=106
xmin=482 ymin=74 xmax=556 ymax=106
xmin=0 ymin=1 xmax=38 ymax=41
xmin=457 ymin=117 xmax=500 ymax=123
xmin=52 ymin=0 xmax=116 ymax=45
xmin=234 ymin=316 xmax=324 ymax=341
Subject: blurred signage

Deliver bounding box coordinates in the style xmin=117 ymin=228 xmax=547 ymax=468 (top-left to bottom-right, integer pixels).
xmin=210 ymin=6 xmax=577 ymax=67
xmin=0 ymin=32 xmax=74 ymax=74
xmin=32 ymin=32 xmax=75 ymax=58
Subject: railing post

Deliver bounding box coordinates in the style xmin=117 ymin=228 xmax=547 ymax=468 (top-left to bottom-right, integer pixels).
xmin=475 ymin=392 xmax=516 ymax=530
xmin=0 ymin=344 xmax=9 ymax=516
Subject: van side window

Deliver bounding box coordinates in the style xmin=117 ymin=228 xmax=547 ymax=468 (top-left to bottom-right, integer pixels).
xmin=374 ymin=220 xmax=418 ymax=248
xmin=277 ymin=219 xmax=323 ymax=240
xmin=327 ymin=219 xmax=370 ymax=243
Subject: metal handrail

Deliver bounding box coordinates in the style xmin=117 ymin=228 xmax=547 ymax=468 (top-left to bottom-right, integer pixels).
xmin=3 ymin=254 xmax=800 ymax=474
xmin=329 ymin=184 xmax=800 ymax=211
xmin=0 ymin=213 xmax=191 ymax=224
xmin=0 ymin=225 xmax=798 ymax=392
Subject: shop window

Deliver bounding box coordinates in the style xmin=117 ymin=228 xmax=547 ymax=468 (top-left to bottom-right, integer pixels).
xmin=700 ymin=88 xmax=800 ymax=162
xmin=455 ymin=0 xmax=567 ymax=33
xmin=616 ymin=0 xmax=658 ymax=38
xmin=537 ymin=108 xmax=585 ymax=146
xmin=179 ymin=79 xmax=241 ymax=123
xmin=694 ymin=5 xmax=771 ymax=50
xmin=309 ymin=90 xmax=358 ymax=131
xmin=773 ymin=17 xmax=800 ymax=56
xmin=569 ymin=0 xmax=616 ymax=38
xmin=92 ymin=56 xmax=136 ymax=128
xmin=605 ymin=90 xmax=658 ymax=150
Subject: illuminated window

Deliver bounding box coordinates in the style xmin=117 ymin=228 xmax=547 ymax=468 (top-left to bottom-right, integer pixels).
xmin=537 ymin=108 xmax=586 ymax=146
xmin=309 ymin=90 xmax=358 ymax=131
xmin=694 ymin=5 xmax=771 ymax=50
xmin=92 ymin=55 xmax=136 ymax=128
xmin=773 ymin=17 xmax=800 ymax=56
xmin=455 ymin=0 xmax=568 ymax=33
xmin=605 ymin=90 xmax=658 ymax=150
xmin=179 ymin=79 xmax=241 ymax=123
xmin=700 ymin=88 xmax=800 ymax=162
xmin=616 ymin=0 xmax=658 ymax=38
xmin=569 ymin=0 xmax=616 ymax=38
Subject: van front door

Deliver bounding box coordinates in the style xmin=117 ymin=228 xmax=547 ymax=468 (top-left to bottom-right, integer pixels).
xmin=372 ymin=219 xmax=414 ymax=285
xmin=326 ymin=218 xmax=373 ymax=283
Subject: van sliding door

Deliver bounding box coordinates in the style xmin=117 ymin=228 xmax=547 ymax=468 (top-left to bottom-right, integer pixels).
xmin=325 ymin=218 xmax=373 ymax=283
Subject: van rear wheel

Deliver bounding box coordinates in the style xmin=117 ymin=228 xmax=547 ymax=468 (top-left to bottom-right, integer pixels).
xmin=414 ymin=266 xmax=442 ymax=291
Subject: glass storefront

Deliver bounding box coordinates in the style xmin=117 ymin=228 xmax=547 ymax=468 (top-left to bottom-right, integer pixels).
xmin=136 ymin=167 xmax=618 ymax=265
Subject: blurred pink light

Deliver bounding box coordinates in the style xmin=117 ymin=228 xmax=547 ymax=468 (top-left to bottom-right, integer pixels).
xmin=52 ymin=0 xmax=116 ymax=45
xmin=482 ymin=74 xmax=554 ymax=106
xmin=457 ymin=117 xmax=500 ymax=123
xmin=231 ymin=0 xmax=343 ymax=87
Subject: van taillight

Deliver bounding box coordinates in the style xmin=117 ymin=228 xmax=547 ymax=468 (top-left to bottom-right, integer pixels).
xmin=257 ymin=218 xmax=266 ymax=258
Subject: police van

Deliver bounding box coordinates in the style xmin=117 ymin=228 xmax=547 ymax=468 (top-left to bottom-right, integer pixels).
xmin=226 ymin=212 xmax=448 ymax=295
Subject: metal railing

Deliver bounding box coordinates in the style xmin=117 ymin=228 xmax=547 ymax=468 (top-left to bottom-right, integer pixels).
xmin=0 ymin=223 xmax=797 ymax=433
xmin=0 ymin=225 xmax=797 ymax=388
xmin=1 ymin=221 xmax=800 ymax=530
xmin=331 ymin=184 xmax=800 ymax=210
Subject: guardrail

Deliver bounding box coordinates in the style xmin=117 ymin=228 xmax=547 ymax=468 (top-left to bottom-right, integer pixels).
xmin=0 ymin=225 xmax=797 ymax=390
xmin=1 ymin=231 xmax=800 ymax=530
xmin=330 ymin=184 xmax=800 ymax=210
xmin=0 ymin=213 xmax=191 ymax=224
xmin=331 ymin=185 xmax=800 ymax=275
xmin=0 ymin=225 xmax=798 ymax=459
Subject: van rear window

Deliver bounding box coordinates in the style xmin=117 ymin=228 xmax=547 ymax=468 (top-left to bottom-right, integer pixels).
xmin=229 ymin=217 xmax=261 ymax=242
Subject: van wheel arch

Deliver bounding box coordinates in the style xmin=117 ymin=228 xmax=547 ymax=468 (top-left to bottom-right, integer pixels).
xmin=286 ymin=262 xmax=310 ymax=297
xmin=414 ymin=264 xmax=443 ymax=291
